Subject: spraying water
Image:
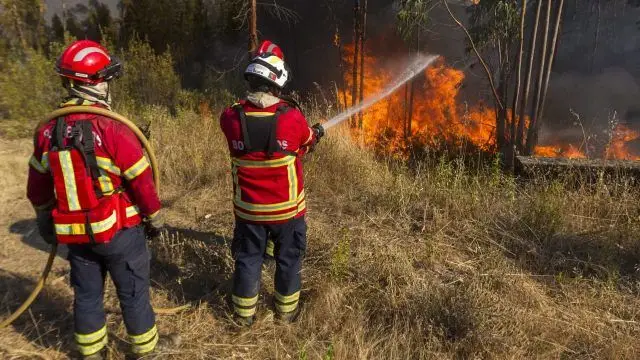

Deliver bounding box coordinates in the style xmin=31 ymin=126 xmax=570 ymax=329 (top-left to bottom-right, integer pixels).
xmin=323 ymin=54 xmax=440 ymax=130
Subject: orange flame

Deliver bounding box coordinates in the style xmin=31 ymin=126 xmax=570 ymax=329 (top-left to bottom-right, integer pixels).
xmin=340 ymin=45 xmax=500 ymax=153
xmin=340 ymin=44 xmax=639 ymax=160
xmin=605 ymin=124 xmax=640 ymax=160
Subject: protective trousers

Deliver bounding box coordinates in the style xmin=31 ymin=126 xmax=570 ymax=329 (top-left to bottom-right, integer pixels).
xmin=67 ymin=226 xmax=157 ymax=357
xmin=232 ymin=217 xmax=307 ymax=318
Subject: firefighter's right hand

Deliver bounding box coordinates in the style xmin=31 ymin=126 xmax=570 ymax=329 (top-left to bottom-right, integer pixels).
xmin=144 ymin=215 xmax=164 ymax=240
xmin=36 ymin=210 xmax=56 ymax=245
xmin=312 ymin=123 xmax=325 ymax=142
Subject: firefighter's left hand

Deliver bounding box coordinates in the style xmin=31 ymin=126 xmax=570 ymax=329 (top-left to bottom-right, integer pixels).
xmin=35 ymin=210 xmax=56 ymax=245
xmin=144 ymin=214 xmax=164 ymax=240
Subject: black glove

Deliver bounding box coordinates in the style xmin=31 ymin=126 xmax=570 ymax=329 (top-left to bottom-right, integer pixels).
xmin=36 ymin=210 xmax=56 ymax=245
xmin=312 ymin=123 xmax=325 ymax=142
xmin=144 ymin=215 xmax=164 ymax=240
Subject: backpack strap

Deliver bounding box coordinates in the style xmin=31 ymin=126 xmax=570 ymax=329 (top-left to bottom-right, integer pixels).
xmin=234 ymin=104 xmax=253 ymax=152
xmin=79 ymin=121 xmax=101 ymax=181
xmin=51 ymin=117 xmax=67 ymax=151
xmin=234 ymin=102 xmax=299 ymax=157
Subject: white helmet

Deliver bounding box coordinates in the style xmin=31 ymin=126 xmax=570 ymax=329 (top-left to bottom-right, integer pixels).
xmin=244 ymin=52 xmax=291 ymax=89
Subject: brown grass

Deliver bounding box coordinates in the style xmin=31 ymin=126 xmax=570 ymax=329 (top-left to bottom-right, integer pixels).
xmin=2 ymin=103 xmax=640 ymax=359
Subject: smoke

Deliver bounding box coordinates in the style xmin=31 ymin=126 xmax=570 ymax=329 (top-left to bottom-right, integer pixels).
xmin=540 ymin=67 xmax=640 ymax=150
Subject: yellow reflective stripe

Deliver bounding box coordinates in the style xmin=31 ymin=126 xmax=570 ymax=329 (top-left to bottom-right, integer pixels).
xmin=287 ymin=162 xmax=297 ymax=202
xmin=75 ymin=325 xmax=107 ymax=344
xmin=148 ymin=210 xmax=160 ymax=219
xmin=232 ymin=294 xmax=258 ymax=307
xmin=132 ymin=333 xmax=158 ymax=354
xmin=266 ymin=239 xmax=275 ymax=257
xmin=98 ymin=170 xmax=114 ymax=194
xmin=126 ymin=205 xmax=140 ymax=218
xmin=124 ymin=157 xmax=150 ymax=180
xmin=302 ymin=127 xmax=314 ymax=146
xmin=245 ymin=111 xmax=276 ymax=117
xmin=275 ymin=291 xmax=300 ymax=304
xmin=129 ymin=325 xmax=158 ymax=344
xmin=298 ymin=200 xmax=307 ymax=213
xmin=234 ymin=198 xmax=296 ymax=212
xmin=96 ymin=156 xmax=121 ymax=175
xmin=29 ymin=155 xmax=47 ymax=173
xmin=234 ymin=208 xmax=299 ymax=222
xmin=234 ymin=306 xmax=257 ymax=317
xmin=232 ymin=155 xmax=296 ymax=168
xmin=77 ymin=335 xmax=108 ymax=355
xmin=60 ymin=151 xmax=81 ymax=211
xmin=275 ymin=302 xmax=299 ymax=314
xmin=233 ymin=190 xmax=305 ymax=212
xmin=232 ymin=164 xmax=241 ymax=203
xmin=55 ymin=210 xmax=117 ymax=235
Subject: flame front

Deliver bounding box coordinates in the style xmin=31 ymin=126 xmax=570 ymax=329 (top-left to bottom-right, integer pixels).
xmin=339 ymin=43 xmax=640 ymax=160
xmin=340 ymin=45 xmax=498 ymax=155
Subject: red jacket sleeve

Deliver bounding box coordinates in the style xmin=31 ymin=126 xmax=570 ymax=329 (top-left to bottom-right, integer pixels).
xmin=27 ymin=132 xmax=55 ymax=210
xmin=106 ymin=121 xmax=161 ymax=218
xmin=291 ymin=109 xmax=317 ymax=155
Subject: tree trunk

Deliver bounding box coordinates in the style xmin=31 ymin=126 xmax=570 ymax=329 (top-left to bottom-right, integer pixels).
xmin=517 ymin=0 xmax=543 ymax=154
xmin=404 ymin=83 xmax=410 ymax=139
xmin=358 ymin=0 xmax=368 ymax=129
xmin=249 ymin=0 xmax=258 ymax=53
xmin=496 ymin=45 xmax=509 ymax=160
xmin=337 ymin=32 xmax=349 ymax=112
xmin=407 ymin=29 xmax=420 ymax=139
xmin=351 ymin=0 xmax=361 ymax=128
xmin=526 ymin=0 xmax=553 ymax=154
xmin=510 ymin=0 xmax=527 ymax=170
xmin=590 ymin=0 xmax=601 ymax=73
xmin=327 ymin=0 xmax=348 ymax=112
xmin=528 ymin=0 xmax=565 ymax=153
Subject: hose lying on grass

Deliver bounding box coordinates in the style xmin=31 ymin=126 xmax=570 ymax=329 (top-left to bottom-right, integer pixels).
xmin=0 ymin=106 xmax=190 ymax=329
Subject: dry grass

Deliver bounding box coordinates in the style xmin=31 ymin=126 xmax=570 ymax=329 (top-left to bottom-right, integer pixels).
xmin=2 ymin=103 xmax=640 ymax=359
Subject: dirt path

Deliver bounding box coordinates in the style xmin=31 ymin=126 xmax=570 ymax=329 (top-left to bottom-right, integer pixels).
xmin=0 ymin=138 xmax=73 ymax=359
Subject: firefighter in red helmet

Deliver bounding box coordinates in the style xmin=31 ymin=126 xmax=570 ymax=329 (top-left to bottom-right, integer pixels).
xmin=220 ymin=40 xmax=325 ymax=325
xmin=27 ymin=40 xmax=178 ymax=359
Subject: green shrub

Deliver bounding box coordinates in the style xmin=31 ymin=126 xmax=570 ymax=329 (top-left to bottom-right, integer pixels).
xmin=0 ymin=49 xmax=60 ymax=137
xmin=111 ymin=38 xmax=181 ymax=111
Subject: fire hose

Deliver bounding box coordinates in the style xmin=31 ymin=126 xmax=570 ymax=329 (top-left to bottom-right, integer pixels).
xmin=0 ymin=106 xmax=190 ymax=329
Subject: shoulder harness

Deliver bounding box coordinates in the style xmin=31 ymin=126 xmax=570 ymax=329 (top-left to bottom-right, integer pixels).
xmin=233 ymin=103 xmax=298 ymax=158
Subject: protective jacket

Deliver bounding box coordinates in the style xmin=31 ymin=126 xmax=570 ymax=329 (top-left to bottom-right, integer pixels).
xmin=220 ymin=95 xmax=317 ymax=224
xmin=27 ymin=102 xmax=160 ymax=244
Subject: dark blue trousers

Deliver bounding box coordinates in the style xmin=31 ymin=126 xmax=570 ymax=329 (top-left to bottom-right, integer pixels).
xmin=67 ymin=225 xmax=156 ymax=354
xmin=231 ymin=217 xmax=307 ymax=317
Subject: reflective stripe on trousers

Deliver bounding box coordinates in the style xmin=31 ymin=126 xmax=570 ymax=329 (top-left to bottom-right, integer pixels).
xmin=68 ymin=226 xmax=156 ymax=354
xmin=232 ymin=217 xmax=307 ymax=317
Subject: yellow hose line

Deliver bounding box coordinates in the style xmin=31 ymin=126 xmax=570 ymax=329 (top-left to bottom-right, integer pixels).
xmin=0 ymin=244 xmax=58 ymax=328
xmin=0 ymin=107 xmax=189 ymax=329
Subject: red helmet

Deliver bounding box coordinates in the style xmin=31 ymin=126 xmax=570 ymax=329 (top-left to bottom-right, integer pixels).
xmin=255 ymin=40 xmax=285 ymax=60
xmin=56 ymin=40 xmax=122 ymax=84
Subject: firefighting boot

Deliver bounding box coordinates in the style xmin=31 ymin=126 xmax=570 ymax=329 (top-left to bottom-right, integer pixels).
xmin=276 ymin=304 xmax=301 ymax=324
xmin=125 ymin=333 xmax=182 ymax=360
xmin=233 ymin=314 xmax=255 ymax=327
xmin=154 ymin=333 xmax=182 ymax=353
